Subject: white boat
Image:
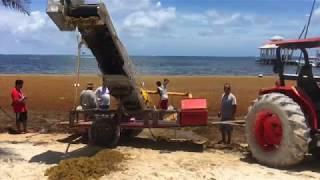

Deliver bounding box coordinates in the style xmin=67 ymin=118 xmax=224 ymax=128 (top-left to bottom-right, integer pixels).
xmin=295 ymin=56 xmax=320 ymax=67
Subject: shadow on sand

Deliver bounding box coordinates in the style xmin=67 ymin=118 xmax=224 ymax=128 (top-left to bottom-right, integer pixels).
xmin=29 ymin=145 xmax=103 ymax=164
xmin=0 ymin=148 xmax=17 ymax=157
xmin=118 ymin=137 xmax=204 ymax=152
xmin=240 ymin=153 xmax=320 ymax=173
xmin=59 ymin=133 xmax=205 ymax=152
xmin=56 ymin=133 xmax=84 ymax=144
xmin=29 ymin=134 xmax=204 ymax=164
xmin=0 ymin=147 xmax=24 ymax=161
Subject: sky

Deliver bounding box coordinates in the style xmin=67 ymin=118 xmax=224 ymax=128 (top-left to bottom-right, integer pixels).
xmin=0 ymin=0 xmax=320 ymax=56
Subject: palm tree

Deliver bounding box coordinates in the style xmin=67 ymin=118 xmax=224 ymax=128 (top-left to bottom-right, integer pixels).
xmin=1 ymin=0 xmax=30 ymax=15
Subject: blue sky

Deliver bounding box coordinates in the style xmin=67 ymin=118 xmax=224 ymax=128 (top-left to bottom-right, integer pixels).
xmin=0 ymin=0 xmax=320 ymax=56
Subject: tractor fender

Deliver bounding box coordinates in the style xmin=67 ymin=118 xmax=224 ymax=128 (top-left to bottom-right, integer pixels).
xmin=259 ymin=86 xmax=318 ymax=130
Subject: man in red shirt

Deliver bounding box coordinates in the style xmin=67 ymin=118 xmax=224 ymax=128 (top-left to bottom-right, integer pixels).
xmin=11 ymin=80 xmax=28 ymax=133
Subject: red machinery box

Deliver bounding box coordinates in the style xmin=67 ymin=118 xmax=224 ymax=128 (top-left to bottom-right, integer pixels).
xmin=180 ymin=99 xmax=208 ymax=126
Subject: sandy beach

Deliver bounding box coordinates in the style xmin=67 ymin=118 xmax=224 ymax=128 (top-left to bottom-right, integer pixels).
xmin=0 ymin=133 xmax=319 ymax=180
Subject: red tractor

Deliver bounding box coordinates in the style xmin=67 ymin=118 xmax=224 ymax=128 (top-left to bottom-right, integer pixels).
xmin=246 ymin=37 xmax=320 ymax=167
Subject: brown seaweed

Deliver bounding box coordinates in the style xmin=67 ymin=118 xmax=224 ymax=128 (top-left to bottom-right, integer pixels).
xmin=45 ymin=150 xmax=127 ymax=180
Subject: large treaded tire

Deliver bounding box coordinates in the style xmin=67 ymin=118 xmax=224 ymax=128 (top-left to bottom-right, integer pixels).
xmin=246 ymin=93 xmax=310 ymax=167
xmin=90 ymin=117 xmax=120 ymax=148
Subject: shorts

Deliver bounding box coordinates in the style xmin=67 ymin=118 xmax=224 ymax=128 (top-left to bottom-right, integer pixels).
xmin=219 ymin=118 xmax=233 ymax=132
xmin=16 ymin=112 xmax=27 ymax=123
xmin=159 ymin=99 xmax=168 ymax=110
xmin=220 ymin=124 xmax=233 ymax=132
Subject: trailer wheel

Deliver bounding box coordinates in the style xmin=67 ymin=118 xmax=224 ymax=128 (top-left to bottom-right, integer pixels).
xmin=90 ymin=117 xmax=120 ymax=148
xmin=246 ymin=93 xmax=310 ymax=167
xmin=121 ymin=129 xmax=143 ymax=140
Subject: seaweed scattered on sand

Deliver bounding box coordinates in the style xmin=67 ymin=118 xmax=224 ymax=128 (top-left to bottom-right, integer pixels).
xmin=45 ymin=150 xmax=126 ymax=180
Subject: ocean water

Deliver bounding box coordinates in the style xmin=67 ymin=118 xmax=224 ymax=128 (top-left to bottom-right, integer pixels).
xmin=0 ymin=54 xmax=320 ymax=76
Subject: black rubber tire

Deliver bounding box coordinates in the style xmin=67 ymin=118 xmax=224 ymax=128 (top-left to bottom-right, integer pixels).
xmin=246 ymin=93 xmax=310 ymax=167
xmin=90 ymin=117 xmax=120 ymax=148
xmin=310 ymin=148 xmax=320 ymax=159
xmin=121 ymin=129 xmax=143 ymax=140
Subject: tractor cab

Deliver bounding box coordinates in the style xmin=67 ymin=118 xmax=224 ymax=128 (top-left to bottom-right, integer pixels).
xmin=272 ymin=38 xmax=320 ymax=126
xmin=274 ymin=37 xmax=320 ymax=102
xmin=246 ymin=37 xmax=320 ymax=168
xmin=259 ymin=38 xmax=320 ymax=131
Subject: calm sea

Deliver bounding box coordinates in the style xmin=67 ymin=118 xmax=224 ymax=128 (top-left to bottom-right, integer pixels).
xmin=0 ymin=54 xmax=319 ymax=76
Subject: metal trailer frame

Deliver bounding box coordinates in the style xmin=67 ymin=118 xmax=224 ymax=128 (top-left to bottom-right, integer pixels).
xmin=64 ymin=108 xmax=204 ymax=130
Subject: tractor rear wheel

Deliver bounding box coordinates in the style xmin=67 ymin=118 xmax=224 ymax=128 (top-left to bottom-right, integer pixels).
xmin=246 ymin=93 xmax=310 ymax=167
xmin=90 ymin=117 xmax=120 ymax=148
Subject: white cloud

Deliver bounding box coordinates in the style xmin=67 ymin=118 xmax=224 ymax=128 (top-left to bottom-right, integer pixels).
xmin=0 ymin=1 xmax=177 ymax=54
xmin=0 ymin=9 xmax=50 ymax=33
xmin=312 ymin=7 xmax=320 ymax=24
xmin=212 ymin=13 xmax=252 ymax=26
xmin=0 ymin=7 xmax=76 ymax=54
xmin=14 ymin=11 xmax=46 ymax=33
xmin=104 ymin=0 xmax=153 ymax=12
xmin=122 ymin=6 xmax=176 ymax=37
xmin=181 ymin=14 xmax=208 ymax=25
xmin=183 ymin=10 xmax=257 ymax=27
xmin=181 ymin=9 xmax=275 ymax=38
xmin=156 ymin=1 xmax=161 ymax=8
xmin=0 ymin=1 xmax=309 ymax=56
xmin=0 ymin=0 xmax=177 ymax=54
xmin=102 ymin=0 xmax=177 ymax=37
xmin=120 ymin=0 xmax=177 ymax=37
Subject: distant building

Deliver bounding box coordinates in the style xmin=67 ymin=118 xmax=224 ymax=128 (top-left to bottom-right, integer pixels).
xmin=258 ymin=36 xmax=294 ymax=65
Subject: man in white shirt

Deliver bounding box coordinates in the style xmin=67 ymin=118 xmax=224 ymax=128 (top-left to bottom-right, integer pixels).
xmin=95 ymin=78 xmax=110 ymax=110
xmin=80 ymin=82 xmax=96 ymax=122
xmin=156 ymin=78 xmax=169 ymax=110
xmin=218 ymin=83 xmax=237 ymax=144
xmin=80 ymin=82 xmax=97 ymax=110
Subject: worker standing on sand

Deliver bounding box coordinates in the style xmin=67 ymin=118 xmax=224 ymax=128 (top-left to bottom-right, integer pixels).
xmin=11 ymin=80 xmax=28 ymax=134
xmin=80 ymin=82 xmax=96 ymax=121
xmin=95 ymin=78 xmax=111 ymax=110
xmin=218 ymin=83 xmax=237 ymax=144
xmin=156 ymin=78 xmax=169 ymax=110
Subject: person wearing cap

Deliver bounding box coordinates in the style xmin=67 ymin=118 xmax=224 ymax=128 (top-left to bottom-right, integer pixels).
xmin=80 ymin=82 xmax=97 ymax=118
xmin=95 ymin=77 xmax=111 ymax=110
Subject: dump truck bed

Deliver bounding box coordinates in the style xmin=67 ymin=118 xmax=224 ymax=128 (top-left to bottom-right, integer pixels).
xmin=47 ymin=1 xmax=144 ymax=111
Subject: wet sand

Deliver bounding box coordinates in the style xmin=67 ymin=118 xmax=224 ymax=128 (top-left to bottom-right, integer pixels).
xmin=0 ymin=133 xmax=319 ymax=180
